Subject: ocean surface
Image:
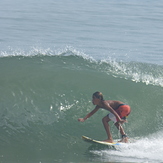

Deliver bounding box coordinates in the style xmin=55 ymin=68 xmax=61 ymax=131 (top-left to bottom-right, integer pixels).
xmin=0 ymin=1 xmax=163 ymax=163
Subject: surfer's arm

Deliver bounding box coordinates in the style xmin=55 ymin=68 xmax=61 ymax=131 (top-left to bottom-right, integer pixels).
xmin=78 ymin=106 xmax=99 ymax=122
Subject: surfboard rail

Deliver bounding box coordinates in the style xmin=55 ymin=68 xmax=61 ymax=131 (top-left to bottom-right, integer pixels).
xmin=82 ymin=135 xmax=121 ymax=146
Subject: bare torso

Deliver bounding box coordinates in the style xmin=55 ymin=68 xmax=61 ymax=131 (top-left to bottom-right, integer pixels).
xmin=102 ymin=100 xmax=124 ymax=110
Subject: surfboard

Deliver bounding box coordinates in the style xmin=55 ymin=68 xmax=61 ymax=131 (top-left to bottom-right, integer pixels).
xmin=82 ymin=135 xmax=121 ymax=146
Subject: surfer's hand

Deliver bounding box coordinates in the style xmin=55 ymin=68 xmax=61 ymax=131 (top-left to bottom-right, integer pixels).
xmin=119 ymin=119 xmax=127 ymax=124
xmin=78 ymin=118 xmax=85 ymax=122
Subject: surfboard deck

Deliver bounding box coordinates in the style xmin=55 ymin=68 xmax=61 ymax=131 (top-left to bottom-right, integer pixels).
xmin=82 ymin=135 xmax=121 ymax=146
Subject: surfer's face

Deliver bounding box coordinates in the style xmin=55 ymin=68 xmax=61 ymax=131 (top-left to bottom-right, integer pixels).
xmin=92 ymin=96 xmax=100 ymax=105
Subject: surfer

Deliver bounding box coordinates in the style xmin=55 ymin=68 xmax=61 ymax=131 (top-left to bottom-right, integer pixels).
xmin=78 ymin=91 xmax=131 ymax=143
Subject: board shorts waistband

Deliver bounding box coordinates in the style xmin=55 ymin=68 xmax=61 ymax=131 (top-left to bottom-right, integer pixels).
xmin=116 ymin=103 xmax=127 ymax=109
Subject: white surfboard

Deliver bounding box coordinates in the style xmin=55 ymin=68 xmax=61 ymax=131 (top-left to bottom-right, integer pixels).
xmin=82 ymin=135 xmax=121 ymax=146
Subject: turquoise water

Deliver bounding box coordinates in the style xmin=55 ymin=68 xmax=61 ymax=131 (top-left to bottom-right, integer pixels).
xmin=0 ymin=0 xmax=163 ymax=162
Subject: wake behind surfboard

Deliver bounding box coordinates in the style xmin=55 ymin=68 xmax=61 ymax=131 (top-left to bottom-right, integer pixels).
xmin=82 ymin=135 xmax=121 ymax=147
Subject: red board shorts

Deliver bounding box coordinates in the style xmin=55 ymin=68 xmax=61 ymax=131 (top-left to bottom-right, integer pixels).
xmin=108 ymin=104 xmax=131 ymax=123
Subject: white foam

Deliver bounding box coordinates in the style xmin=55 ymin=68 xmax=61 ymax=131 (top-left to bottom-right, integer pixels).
xmin=91 ymin=131 xmax=163 ymax=162
xmin=101 ymin=59 xmax=163 ymax=87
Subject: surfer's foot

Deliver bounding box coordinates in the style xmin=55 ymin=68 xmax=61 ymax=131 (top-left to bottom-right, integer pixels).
xmin=119 ymin=134 xmax=129 ymax=143
xmin=103 ymin=139 xmax=113 ymax=143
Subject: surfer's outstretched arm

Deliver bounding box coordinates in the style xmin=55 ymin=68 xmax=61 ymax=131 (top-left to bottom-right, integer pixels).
xmin=78 ymin=106 xmax=99 ymax=122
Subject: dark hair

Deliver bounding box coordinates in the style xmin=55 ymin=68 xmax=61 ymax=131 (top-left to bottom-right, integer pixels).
xmin=93 ymin=91 xmax=104 ymax=101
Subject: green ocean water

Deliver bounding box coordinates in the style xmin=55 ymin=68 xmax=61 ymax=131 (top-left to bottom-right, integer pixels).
xmin=0 ymin=51 xmax=162 ymax=162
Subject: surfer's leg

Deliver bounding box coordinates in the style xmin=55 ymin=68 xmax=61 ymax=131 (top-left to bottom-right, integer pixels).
xmin=115 ymin=122 xmax=128 ymax=143
xmin=102 ymin=116 xmax=113 ymax=143
xmin=114 ymin=122 xmax=125 ymax=135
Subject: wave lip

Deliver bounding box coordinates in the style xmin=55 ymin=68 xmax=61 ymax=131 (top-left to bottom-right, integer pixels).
xmin=100 ymin=59 xmax=163 ymax=87
xmin=0 ymin=46 xmax=163 ymax=88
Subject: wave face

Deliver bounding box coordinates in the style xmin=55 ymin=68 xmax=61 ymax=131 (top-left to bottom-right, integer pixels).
xmin=0 ymin=49 xmax=163 ymax=162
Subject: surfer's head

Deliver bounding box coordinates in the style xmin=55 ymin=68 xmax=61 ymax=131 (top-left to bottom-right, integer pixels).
xmin=92 ymin=91 xmax=104 ymax=105
xmin=93 ymin=91 xmax=104 ymax=100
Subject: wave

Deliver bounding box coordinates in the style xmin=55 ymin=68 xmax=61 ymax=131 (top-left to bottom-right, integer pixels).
xmin=1 ymin=46 xmax=163 ymax=87
xmin=0 ymin=47 xmax=163 ymax=162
